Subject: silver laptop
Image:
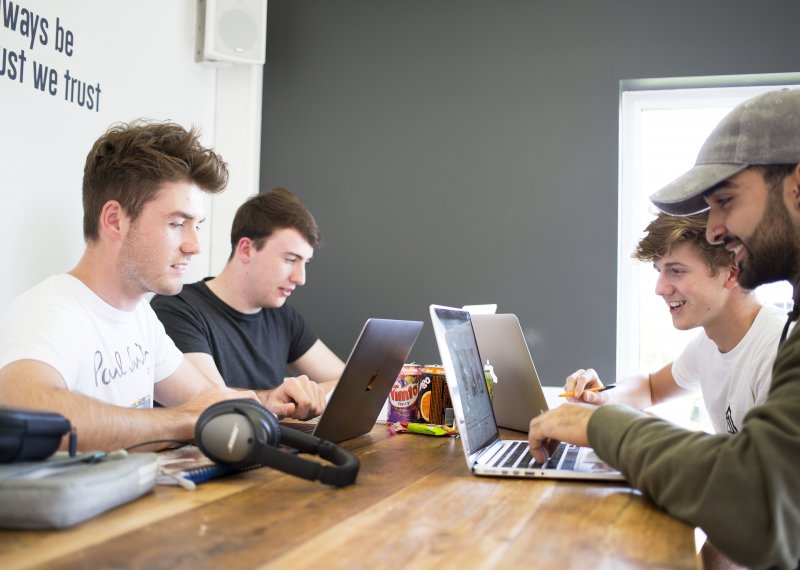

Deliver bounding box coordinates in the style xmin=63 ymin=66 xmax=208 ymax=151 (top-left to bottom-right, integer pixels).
xmin=287 ymin=318 xmax=423 ymax=443
xmin=430 ymin=304 xmax=623 ymax=481
xmin=471 ymin=313 xmax=550 ymax=432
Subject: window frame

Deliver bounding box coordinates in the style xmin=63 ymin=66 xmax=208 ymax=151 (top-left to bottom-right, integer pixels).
xmin=617 ymin=80 xmax=800 ymax=379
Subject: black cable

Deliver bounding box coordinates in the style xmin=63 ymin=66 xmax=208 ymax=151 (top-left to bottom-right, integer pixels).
xmin=125 ymin=439 xmax=191 ymax=452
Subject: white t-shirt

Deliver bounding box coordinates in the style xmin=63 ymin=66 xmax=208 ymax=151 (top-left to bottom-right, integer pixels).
xmin=0 ymin=274 xmax=183 ymax=408
xmin=672 ymin=304 xmax=786 ymax=434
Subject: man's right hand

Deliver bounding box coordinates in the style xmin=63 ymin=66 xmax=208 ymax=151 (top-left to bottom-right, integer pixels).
xmin=529 ymin=404 xmax=594 ymax=464
xmin=563 ymin=368 xmax=611 ymax=405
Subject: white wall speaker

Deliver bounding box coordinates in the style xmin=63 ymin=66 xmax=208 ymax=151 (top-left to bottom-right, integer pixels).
xmin=196 ymin=0 xmax=267 ymax=65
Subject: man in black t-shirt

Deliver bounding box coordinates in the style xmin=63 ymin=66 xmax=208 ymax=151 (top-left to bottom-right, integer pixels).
xmin=152 ymin=188 xmax=345 ymax=399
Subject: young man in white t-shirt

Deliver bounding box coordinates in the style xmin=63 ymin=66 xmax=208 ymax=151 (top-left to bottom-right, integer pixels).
xmin=0 ymin=120 xmax=327 ymax=451
xmin=564 ymin=211 xmax=784 ymax=434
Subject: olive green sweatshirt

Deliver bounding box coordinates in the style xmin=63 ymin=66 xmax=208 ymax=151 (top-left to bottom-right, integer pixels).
xmin=589 ymin=319 xmax=800 ymax=569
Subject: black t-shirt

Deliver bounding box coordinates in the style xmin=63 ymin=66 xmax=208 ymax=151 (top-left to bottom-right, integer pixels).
xmin=150 ymin=279 xmax=318 ymax=390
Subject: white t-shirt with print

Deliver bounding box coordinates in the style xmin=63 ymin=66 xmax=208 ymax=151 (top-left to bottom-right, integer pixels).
xmin=0 ymin=274 xmax=183 ymax=408
xmin=672 ymin=304 xmax=785 ymax=434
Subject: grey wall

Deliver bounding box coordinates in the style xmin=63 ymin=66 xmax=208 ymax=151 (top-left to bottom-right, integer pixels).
xmin=260 ymin=0 xmax=800 ymax=386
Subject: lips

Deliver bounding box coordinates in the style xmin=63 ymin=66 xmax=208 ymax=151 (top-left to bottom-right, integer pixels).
xmin=724 ymin=239 xmax=748 ymax=267
xmin=668 ymin=300 xmax=686 ymax=313
xmin=170 ymin=263 xmax=189 ymax=272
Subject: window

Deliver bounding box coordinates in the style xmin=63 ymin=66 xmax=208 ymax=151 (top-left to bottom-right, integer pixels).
xmin=618 ymin=82 xmax=798 ymax=381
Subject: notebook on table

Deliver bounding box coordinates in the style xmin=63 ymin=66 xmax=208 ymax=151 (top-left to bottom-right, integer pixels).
xmin=156 ymin=445 xmax=260 ymax=490
xmin=284 ymin=318 xmax=423 ymax=443
xmin=471 ymin=313 xmax=551 ymax=432
xmin=429 ymin=304 xmax=623 ymax=481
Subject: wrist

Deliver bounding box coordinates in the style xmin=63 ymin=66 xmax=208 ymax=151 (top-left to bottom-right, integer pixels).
xmin=161 ymin=404 xmax=199 ymax=442
xmin=255 ymin=389 xmax=272 ymax=408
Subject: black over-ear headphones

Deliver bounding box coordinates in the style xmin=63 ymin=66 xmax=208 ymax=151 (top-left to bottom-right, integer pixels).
xmin=195 ymin=399 xmax=359 ymax=487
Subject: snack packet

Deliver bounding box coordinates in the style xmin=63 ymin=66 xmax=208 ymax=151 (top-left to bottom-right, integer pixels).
xmin=387 ymin=421 xmax=457 ymax=437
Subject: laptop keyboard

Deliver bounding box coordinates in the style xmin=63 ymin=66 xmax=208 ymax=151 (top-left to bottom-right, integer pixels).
xmin=491 ymin=441 xmax=577 ymax=471
xmin=280 ymin=422 xmax=317 ymax=434
xmin=557 ymin=444 xmax=579 ymax=470
xmin=498 ymin=441 xmax=529 ymax=467
xmin=543 ymin=442 xmax=578 ymax=470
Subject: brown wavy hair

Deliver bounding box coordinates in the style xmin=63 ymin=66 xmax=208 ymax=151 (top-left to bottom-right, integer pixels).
xmin=633 ymin=212 xmax=733 ymax=276
xmin=82 ymin=119 xmax=228 ymax=241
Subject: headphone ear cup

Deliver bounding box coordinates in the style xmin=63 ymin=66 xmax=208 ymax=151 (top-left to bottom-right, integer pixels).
xmin=195 ymin=399 xmax=281 ymax=466
xmin=222 ymin=398 xmax=282 ymax=445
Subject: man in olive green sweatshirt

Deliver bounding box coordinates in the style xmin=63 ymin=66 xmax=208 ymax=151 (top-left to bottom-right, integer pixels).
xmin=528 ymin=88 xmax=800 ymax=569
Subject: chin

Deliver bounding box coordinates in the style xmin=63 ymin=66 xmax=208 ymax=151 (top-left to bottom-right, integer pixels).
xmin=262 ymin=296 xmax=287 ymax=309
xmin=670 ymin=318 xmax=693 ymax=331
xmin=152 ymin=281 xmax=184 ymax=297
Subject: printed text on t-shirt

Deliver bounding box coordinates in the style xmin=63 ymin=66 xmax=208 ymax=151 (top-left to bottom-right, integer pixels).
xmin=93 ymin=343 xmax=150 ymax=387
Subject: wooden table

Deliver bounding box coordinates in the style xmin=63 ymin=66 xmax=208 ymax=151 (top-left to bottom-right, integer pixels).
xmin=0 ymin=425 xmax=696 ymax=569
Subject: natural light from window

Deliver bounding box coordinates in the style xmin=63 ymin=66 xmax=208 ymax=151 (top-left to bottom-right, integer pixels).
xmin=618 ymin=83 xmax=798 ymax=388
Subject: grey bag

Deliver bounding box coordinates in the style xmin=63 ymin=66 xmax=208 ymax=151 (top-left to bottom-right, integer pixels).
xmin=0 ymin=451 xmax=157 ymax=529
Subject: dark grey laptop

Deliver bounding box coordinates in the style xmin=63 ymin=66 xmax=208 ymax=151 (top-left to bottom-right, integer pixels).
xmin=289 ymin=318 xmax=423 ymax=443
xmin=430 ymin=304 xmax=623 ymax=481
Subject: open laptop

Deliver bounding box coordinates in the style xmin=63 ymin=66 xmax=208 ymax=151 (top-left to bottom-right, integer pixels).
xmin=430 ymin=304 xmax=623 ymax=481
xmin=471 ymin=313 xmax=550 ymax=432
xmin=285 ymin=318 xmax=423 ymax=443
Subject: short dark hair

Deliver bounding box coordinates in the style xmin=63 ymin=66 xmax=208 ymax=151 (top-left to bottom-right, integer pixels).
xmin=229 ymin=187 xmax=321 ymax=258
xmin=633 ymin=211 xmax=733 ymax=276
xmin=755 ymin=164 xmax=797 ymax=190
xmin=82 ymin=119 xmax=228 ymax=241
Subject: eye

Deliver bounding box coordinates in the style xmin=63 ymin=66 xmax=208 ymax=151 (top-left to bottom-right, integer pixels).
xmin=169 ymin=222 xmax=184 ymax=229
xmin=715 ymin=195 xmax=732 ymax=208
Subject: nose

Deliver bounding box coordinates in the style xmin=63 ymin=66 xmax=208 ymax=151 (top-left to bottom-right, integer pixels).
xmin=706 ymin=207 xmax=726 ymax=245
xmin=182 ymin=225 xmax=201 ymax=256
xmin=291 ymin=262 xmax=306 ymax=286
xmin=654 ymin=271 xmax=673 ymax=297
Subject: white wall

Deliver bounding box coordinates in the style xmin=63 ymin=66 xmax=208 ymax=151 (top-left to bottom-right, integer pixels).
xmin=209 ymin=63 xmax=264 ymax=272
xmin=0 ymin=0 xmax=262 ymax=311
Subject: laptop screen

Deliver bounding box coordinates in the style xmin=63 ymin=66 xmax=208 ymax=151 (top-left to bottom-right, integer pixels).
xmin=430 ymin=305 xmax=499 ymax=456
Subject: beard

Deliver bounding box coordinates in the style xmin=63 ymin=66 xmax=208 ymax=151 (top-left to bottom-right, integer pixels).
xmin=119 ymin=225 xmax=184 ymax=297
xmin=737 ymin=181 xmax=800 ymax=290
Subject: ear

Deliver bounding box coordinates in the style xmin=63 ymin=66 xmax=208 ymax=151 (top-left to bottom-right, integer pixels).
xmin=98 ymin=201 xmax=125 ymax=241
xmin=790 ymin=164 xmax=800 ymax=212
xmin=235 ymin=237 xmax=255 ymax=263
xmin=724 ymin=262 xmax=741 ymax=290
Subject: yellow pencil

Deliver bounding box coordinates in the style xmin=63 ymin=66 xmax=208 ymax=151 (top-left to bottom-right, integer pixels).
xmin=558 ymin=384 xmax=617 ymax=398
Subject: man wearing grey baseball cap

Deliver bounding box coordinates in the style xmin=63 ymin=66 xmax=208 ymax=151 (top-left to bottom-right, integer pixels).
xmin=528 ymin=88 xmax=800 ymax=569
